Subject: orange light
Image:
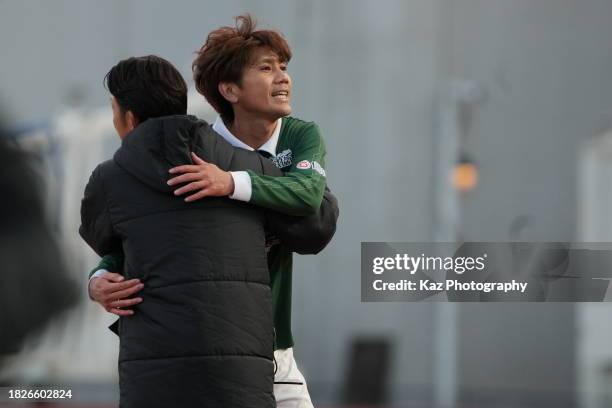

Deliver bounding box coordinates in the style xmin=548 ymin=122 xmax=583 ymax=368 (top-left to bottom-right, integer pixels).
xmin=452 ymin=161 xmax=479 ymax=192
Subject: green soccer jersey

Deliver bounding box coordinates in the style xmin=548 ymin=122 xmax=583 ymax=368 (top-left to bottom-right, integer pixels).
xmin=89 ymin=116 xmax=327 ymax=350
xmin=251 ymin=117 xmax=327 ymax=349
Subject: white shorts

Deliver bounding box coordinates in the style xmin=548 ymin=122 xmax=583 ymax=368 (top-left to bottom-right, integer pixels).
xmin=274 ymin=348 xmax=314 ymax=408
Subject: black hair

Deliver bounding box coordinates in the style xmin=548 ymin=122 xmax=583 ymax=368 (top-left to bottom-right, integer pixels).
xmin=104 ymin=55 xmax=187 ymax=122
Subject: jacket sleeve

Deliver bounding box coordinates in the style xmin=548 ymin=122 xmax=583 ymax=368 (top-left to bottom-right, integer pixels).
xmin=79 ymin=165 xmax=122 ymax=258
xmin=265 ymin=185 xmax=339 ymax=255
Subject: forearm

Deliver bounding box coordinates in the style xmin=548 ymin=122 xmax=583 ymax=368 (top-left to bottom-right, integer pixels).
xmin=235 ymin=171 xmax=326 ymax=216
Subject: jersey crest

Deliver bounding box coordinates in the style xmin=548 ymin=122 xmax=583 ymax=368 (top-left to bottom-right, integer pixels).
xmin=272 ymin=149 xmax=293 ymax=169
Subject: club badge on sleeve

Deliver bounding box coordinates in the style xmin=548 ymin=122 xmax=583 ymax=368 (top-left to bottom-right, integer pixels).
xmin=296 ymin=160 xmax=311 ymax=169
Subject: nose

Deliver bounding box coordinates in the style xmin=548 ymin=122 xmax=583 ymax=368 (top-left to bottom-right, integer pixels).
xmin=274 ymin=68 xmax=290 ymax=84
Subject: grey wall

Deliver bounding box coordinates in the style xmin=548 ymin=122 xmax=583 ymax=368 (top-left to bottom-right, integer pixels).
xmin=448 ymin=0 xmax=612 ymax=242
xmin=290 ymin=0 xmax=440 ymax=402
xmin=447 ymin=1 xmax=612 ymax=406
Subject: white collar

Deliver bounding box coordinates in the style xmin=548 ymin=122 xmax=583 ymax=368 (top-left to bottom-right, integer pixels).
xmin=212 ymin=116 xmax=281 ymax=157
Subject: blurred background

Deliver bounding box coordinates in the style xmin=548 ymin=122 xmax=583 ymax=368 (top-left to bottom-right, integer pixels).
xmin=2 ymin=0 xmax=612 ymax=407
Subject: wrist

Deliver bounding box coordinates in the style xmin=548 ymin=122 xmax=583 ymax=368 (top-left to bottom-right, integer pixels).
xmin=226 ymin=171 xmax=235 ymax=195
xmin=88 ymin=277 xmax=99 ymax=300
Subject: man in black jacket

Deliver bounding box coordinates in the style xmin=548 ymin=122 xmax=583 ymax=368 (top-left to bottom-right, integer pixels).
xmin=80 ymin=56 xmax=337 ymax=407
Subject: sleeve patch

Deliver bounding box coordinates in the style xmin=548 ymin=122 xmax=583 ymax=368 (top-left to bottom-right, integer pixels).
xmin=295 ymin=160 xmax=326 ymax=177
xmin=312 ymin=161 xmax=327 ymax=177
xmin=296 ymin=160 xmax=312 ymax=169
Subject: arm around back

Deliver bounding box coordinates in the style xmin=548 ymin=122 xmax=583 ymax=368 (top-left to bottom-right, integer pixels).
xmin=266 ymin=185 xmax=339 ymax=255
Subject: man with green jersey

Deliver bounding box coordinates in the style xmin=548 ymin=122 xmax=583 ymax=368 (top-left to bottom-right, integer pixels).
xmin=170 ymin=15 xmax=331 ymax=407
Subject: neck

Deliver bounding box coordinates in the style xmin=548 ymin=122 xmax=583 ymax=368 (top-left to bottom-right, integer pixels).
xmin=228 ymin=113 xmax=278 ymax=149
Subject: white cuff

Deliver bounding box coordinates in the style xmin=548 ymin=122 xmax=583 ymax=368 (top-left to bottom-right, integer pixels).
xmin=229 ymin=171 xmax=252 ymax=202
xmin=90 ymin=269 xmax=108 ymax=281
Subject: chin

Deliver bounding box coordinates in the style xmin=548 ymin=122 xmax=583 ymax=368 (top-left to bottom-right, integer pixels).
xmin=265 ymin=105 xmax=292 ymax=120
xmin=278 ymin=105 xmax=292 ymax=117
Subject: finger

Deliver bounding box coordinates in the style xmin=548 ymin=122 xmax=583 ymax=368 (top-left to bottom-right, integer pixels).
xmin=108 ymin=308 xmax=134 ymax=317
xmin=109 ymin=297 xmax=143 ymax=309
xmin=167 ymin=172 xmax=204 ymax=186
xmin=110 ymin=283 xmax=145 ymax=300
xmin=174 ymin=181 xmax=206 ymax=196
xmin=98 ymin=279 xmax=140 ymax=301
xmin=191 ymin=152 xmax=208 ymax=165
xmin=185 ymin=189 xmax=211 ymax=202
xmin=168 ymin=164 xmax=201 ymax=175
xmin=102 ymin=279 xmax=141 ymax=293
xmin=103 ymin=272 xmax=126 ymax=283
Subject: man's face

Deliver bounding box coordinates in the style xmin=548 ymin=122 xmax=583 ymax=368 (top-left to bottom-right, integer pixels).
xmin=111 ymin=96 xmax=132 ymax=139
xmin=232 ymin=47 xmax=292 ymax=120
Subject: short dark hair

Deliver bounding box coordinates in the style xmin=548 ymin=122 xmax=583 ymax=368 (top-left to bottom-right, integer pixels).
xmin=104 ymin=55 xmax=187 ymax=122
xmin=192 ymin=14 xmax=292 ymax=123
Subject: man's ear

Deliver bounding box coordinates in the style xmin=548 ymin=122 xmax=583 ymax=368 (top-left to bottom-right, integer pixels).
xmin=125 ymin=111 xmax=140 ymax=130
xmin=218 ymin=82 xmax=239 ymax=104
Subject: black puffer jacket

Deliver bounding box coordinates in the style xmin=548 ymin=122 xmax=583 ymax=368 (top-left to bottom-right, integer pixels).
xmin=80 ymin=115 xmax=337 ymax=408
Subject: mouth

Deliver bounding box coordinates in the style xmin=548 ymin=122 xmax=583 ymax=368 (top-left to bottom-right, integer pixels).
xmin=271 ymin=90 xmax=290 ymax=101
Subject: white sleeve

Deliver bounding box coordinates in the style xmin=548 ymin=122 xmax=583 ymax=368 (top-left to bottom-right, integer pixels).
xmin=229 ymin=171 xmax=252 ymax=202
xmin=90 ymin=269 xmax=108 ymax=280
